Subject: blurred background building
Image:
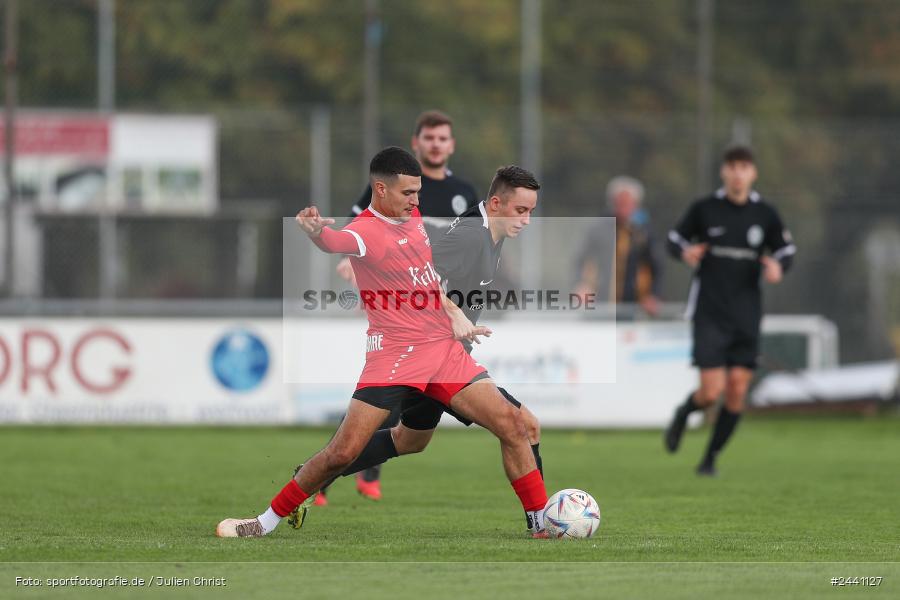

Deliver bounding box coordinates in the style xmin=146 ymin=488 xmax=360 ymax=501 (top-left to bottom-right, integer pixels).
xmin=1 ymin=0 xmax=898 ymax=401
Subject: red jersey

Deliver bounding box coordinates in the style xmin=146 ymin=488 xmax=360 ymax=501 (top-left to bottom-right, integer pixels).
xmin=342 ymin=206 xmax=454 ymax=344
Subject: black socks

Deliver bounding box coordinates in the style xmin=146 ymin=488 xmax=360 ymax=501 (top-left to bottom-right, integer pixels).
xmin=531 ymin=443 xmax=543 ymax=478
xmin=703 ymin=406 xmax=742 ymax=465
xmin=340 ymin=428 xmax=399 ymax=478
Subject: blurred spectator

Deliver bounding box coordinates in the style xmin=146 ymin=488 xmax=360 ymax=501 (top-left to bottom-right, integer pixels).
xmin=574 ymin=176 xmax=663 ymax=317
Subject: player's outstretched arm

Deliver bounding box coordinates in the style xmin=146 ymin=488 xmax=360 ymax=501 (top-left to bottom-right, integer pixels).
xmin=296 ymin=206 xmax=363 ymax=256
xmin=440 ymin=293 xmax=492 ymax=344
xmin=295 ymin=206 xmax=335 ymax=238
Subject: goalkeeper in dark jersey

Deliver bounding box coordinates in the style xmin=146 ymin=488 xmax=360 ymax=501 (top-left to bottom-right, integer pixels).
xmin=664 ymin=146 xmax=797 ymax=476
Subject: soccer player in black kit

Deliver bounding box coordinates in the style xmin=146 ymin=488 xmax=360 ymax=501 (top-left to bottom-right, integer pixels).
xmin=292 ymin=166 xmax=545 ymax=533
xmin=664 ymin=146 xmax=796 ymax=476
xmin=325 ymin=110 xmax=481 ymax=503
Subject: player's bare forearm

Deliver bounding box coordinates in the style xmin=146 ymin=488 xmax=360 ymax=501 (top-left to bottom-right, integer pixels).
xmin=296 ymin=207 xmax=362 ymax=256
xmin=682 ymin=243 xmax=708 ymax=268
xmin=760 ymin=256 xmax=783 ymax=284
xmin=441 ymin=293 xmax=491 ymax=344
xmin=295 ymin=206 xmax=336 ymax=240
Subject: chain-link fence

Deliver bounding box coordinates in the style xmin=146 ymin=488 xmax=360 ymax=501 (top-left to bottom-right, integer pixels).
xmin=4 ymin=0 xmax=900 ymax=364
xmin=9 ymin=106 xmax=897 ymax=364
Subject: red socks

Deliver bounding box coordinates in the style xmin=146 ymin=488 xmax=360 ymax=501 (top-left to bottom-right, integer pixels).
xmin=272 ymin=473 xmax=543 ymax=520
xmin=270 ymin=479 xmax=310 ymax=517
xmin=511 ymin=469 xmax=547 ymax=512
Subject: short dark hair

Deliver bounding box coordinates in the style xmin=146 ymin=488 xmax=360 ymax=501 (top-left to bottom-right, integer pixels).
xmin=369 ymin=146 xmax=422 ymax=179
xmin=722 ymin=145 xmax=755 ymax=165
xmin=488 ymin=165 xmax=541 ymax=201
xmin=414 ymin=110 xmax=453 ymax=136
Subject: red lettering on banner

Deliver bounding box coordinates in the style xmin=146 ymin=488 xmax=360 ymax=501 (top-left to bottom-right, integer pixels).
xmin=21 ymin=330 xmax=62 ymax=394
xmin=71 ymin=329 xmax=132 ymax=394
xmin=0 ymin=116 xmax=110 ymax=156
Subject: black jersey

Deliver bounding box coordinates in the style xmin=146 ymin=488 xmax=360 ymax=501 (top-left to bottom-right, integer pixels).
xmin=432 ymin=202 xmax=503 ymax=346
xmin=666 ymin=189 xmax=796 ymax=331
xmin=348 ymin=171 xmax=479 ymax=235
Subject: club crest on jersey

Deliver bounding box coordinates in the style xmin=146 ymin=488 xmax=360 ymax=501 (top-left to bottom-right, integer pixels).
xmin=409 ymin=261 xmax=439 ymax=287
xmin=451 ymin=194 xmax=468 ymax=215
xmin=747 ymin=225 xmax=764 ymax=247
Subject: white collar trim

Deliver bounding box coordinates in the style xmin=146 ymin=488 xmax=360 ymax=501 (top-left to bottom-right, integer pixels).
xmin=368 ymin=205 xmax=404 ymax=225
xmin=478 ymin=201 xmax=489 ymax=228
xmin=716 ymin=188 xmax=760 ymax=203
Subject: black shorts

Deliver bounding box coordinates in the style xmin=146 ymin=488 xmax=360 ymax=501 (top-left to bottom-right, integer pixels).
xmin=353 ymin=382 xmax=522 ymax=431
xmin=692 ymin=316 xmax=759 ymax=369
xmin=388 ymin=385 xmax=523 ymax=430
xmin=352 ymin=373 xmax=492 ymax=431
xmin=352 ymin=385 xmax=431 ymax=412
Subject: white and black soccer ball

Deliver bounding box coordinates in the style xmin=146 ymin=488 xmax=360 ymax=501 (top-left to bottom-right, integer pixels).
xmin=543 ymin=488 xmax=601 ymax=539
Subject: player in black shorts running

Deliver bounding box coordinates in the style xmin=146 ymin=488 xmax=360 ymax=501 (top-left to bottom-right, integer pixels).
xmin=663 ymin=146 xmax=796 ymax=476
xmin=292 ymin=165 xmax=543 ymax=531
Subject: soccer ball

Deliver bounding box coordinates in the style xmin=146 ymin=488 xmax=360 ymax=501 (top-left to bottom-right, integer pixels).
xmin=543 ymin=488 xmax=601 ymax=539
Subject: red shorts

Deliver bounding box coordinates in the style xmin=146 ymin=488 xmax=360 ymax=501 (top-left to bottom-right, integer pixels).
xmin=355 ymin=337 xmax=488 ymax=406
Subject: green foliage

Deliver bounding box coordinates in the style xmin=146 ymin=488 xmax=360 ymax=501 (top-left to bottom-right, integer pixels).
xmin=10 ymin=0 xmax=900 ymax=359
xmin=14 ymin=0 xmax=900 ymax=118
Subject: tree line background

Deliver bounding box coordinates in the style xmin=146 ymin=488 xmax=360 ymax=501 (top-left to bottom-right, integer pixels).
xmin=6 ymin=0 xmax=900 ymax=361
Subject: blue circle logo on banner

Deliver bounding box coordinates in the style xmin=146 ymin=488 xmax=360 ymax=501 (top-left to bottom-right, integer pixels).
xmin=211 ymin=330 xmax=269 ymax=392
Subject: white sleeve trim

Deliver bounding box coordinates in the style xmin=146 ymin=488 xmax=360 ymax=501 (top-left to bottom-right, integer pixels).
xmin=668 ymin=230 xmax=690 ymax=250
xmin=684 ymin=277 xmax=700 ymax=320
xmin=343 ymin=229 xmax=367 ymax=258
xmin=772 ymin=244 xmax=797 ymax=260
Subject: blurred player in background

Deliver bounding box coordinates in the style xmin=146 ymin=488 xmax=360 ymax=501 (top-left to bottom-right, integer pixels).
xmin=664 ymin=146 xmax=797 ymax=476
xmin=294 ymin=166 xmax=544 ymax=532
xmin=339 ymin=109 xmax=479 ymax=283
xmin=327 ymin=110 xmax=480 ymax=503
xmin=216 ymin=147 xmax=548 ymax=538
xmin=574 ymin=176 xmax=664 ymax=318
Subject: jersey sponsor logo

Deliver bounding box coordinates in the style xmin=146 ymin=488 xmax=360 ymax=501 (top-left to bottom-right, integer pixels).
xmin=397 ymin=238 xmax=408 ymax=245
xmin=747 ymin=225 xmax=764 ymax=247
xmin=416 ymin=222 xmax=431 ymax=246
xmin=451 ymin=194 xmax=468 ymax=215
xmin=709 ymin=245 xmax=759 ymax=261
xmin=708 ymin=226 xmax=726 ymax=237
xmin=366 ymin=333 xmax=384 ymax=352
xmin=479 ymin=279 xmax=493 ymax=286
xmin=409 ymin=261 xmax=440 ymax=288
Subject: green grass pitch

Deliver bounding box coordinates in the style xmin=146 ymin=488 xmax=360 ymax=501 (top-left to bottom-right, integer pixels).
xmin=2 ymin=416 xmax=898 ymax=598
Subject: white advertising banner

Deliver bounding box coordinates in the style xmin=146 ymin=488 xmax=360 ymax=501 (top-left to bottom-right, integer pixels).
xmin=0 ymin=319 xmax=289 ymax=424
xmin=287 ymin=317 xmax=693 ymax=426
xmin=0 ymin=317 xmax=696 ymax=427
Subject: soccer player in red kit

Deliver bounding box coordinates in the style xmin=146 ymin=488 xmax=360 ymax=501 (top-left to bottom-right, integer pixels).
xmin=216 ymin=147 xmax=548 ymax=538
